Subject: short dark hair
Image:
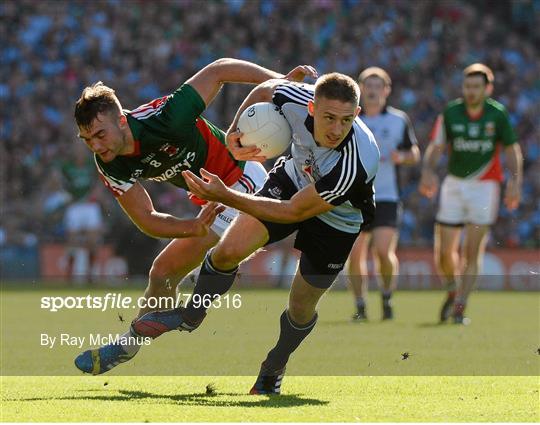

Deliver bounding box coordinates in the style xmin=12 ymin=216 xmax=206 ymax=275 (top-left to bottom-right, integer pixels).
xmin=358 ymin=66 xmax=392 ymax=86
xmin=74 ymin=82 xmax=121 ymax=129
xmin=463 ymin=63 xmax=494 ymax=85
xmin=314 ymin=73 xmax=360 ymax=106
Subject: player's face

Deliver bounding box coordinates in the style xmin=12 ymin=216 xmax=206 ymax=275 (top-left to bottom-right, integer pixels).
xmin=78 ymin=112 xmax=127 ymax=163
xmin=361 ymin=76 xmax=390 ymax=107
xmin=463 ymin=75 xmax=489 ymax=107
xmin=309 ymin=97 xmax=360 ymax=149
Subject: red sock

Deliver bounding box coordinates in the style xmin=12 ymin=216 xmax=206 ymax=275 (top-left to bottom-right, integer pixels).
xmin=453 ymin=302 xmax=465 ymax=315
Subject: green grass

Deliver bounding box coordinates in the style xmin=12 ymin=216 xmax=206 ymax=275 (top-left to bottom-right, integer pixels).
xmin=1 ymin=376 xmax=538 ymax=422
xmin=1 ymin=286 xmax=539 ymax=421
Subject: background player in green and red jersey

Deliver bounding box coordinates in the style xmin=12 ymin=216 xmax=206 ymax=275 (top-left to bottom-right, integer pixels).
xmin=60 ymin=143 xmax=104 ymax=284
xmin=73 ymin=58 xmax=317 ymax=375
xmin=419 ymin=63 xmax=523 ymax=324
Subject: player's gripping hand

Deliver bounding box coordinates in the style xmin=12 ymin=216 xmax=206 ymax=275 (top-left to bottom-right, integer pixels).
xmin=226 ymin=128 xmax=267 ymax=162
xmin=418 ymin=170 xmax=439 ymax=199
xmin=183 ymin=169 xmax=229 ymax=203
xmin=191 ymin=201 xmax=226 ymax=237
xmin=284 ymin=65 xmax=318 ymax=82
xmin=503 ymin=178 xmax=521 ymax=211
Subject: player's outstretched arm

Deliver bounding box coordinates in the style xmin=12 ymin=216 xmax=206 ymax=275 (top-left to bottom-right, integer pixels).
xmin=117 ymin=182 xmax=224 ymax=238
xmin=419 ymin=143 xmax=444 ymax=198
xmin=186 ymin=58 xmax=317 ymax=109
xmin=503 ymin=143 xmax=523 ymax=211
xmin=186 ymin=58 xmax=280 ymax=108
xmin=183 ymin=169 xmax=333 ymax=223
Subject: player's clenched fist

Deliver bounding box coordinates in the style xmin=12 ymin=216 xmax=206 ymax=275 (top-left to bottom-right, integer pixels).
xmin=418 ymin=170 xmax=439 ymax=199
xmin=503 ymin=179 xmax=521 ymax=211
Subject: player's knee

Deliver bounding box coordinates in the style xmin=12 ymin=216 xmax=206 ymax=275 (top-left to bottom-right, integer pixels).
xmin=210 ymin=244 xmax=245 ymax=270
xmin=374 ymin=247 xmax=393 ymax=264
xmin=437 ymin=252 xmax=454 ymax=273
xmin=288 ymin=300 xmax=315 ymax=324
xmin=149 ymin=258 xmax=175 ymax=286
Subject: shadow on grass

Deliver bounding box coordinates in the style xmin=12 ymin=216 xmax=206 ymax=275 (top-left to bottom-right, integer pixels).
xmin=318 ymin=319 xmax=377 ymax=326
xmin=416 ymin=322 xmax=448 ymax=328
xmin=8 ymin=389 xmax=329 ymax=408
xmin=320 ymin=319 xmax=408 ymax=327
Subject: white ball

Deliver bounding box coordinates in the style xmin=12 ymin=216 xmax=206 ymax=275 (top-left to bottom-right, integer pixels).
xmin=237 ymin=102 xmax=292 ymax=159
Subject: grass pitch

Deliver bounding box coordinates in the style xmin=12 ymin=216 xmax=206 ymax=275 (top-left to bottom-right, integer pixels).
xmin=1 ymin=376 xmax=538 ymax=422
xmin=1 ymin=286 xmax=539 ymax=421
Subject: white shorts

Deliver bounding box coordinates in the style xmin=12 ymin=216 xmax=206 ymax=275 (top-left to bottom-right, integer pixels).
xmin=64 ymin=202 xmax=103 ymax=232
xmin=210 ymin=161 xmax=268 ymax=236
xmin=436 ymin=175 xmax=500 ymax=226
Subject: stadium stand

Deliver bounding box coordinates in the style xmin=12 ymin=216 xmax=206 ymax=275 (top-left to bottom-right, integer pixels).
xmin=1 ymin=0 xmax=538 ymax=278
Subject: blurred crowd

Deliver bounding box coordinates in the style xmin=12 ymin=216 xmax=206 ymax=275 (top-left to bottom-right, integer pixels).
xmin=1 ymin=0 xmax=539 ymax=276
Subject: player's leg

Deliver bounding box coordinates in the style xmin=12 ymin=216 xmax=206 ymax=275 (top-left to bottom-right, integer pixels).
xmin=74 ymin=231 xmax=219 ymax=375
xmin=65 ymin=229 xmax=84 ymax=282
xmin=139 ymin=232 xmax=219 ymax=317
xmin=74 ymin=208 xmax=249 ymax=375
xmin=132 ymin=212 xmax=272 ymax=339
xmin=452 ymin=224 xmax=489 ymax=322
xmin=346 ymin=231 xmax=371 ymax=320
xmin=83 ymin=229 xmax=102 ymax=282
xmin=251 ymin=260 xmax=329 ymax=395
xmin=132 ymin=161 xmax=269 ymax=337
xmin=76 ymin=163 xmax=268 ymax=375
xmin=182 ymin=160 xmax=272 ymax=321
xmin=64 ymin=203 xmax=87 ymax=283
xmin=251 ymin=218 xmax=357 ymax=395
xmin=80 ymin=202 xmax=104 ymax=283
xmin=434 ymin=223 xmax=463 ymax=322
xmin=181 ymin=212 xmax=270 ymax=320
xmin=452 ymin=179 xmax=499 ymax=322
xmin=288 ymin=268 xmax=328 ymax=323
xmin=169 ymin=156 xmax=291 ymax=330
xmin=371 ymin=226 xmax=399 ymax=320
xmin=434 ymin=176 xmax=466 ymax=322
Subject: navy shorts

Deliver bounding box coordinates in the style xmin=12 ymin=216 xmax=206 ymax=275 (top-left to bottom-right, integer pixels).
xmin=256 ymin=160 xmax=359 ymax=286
xmin=362 ymin=201 xmax=402 ymax=231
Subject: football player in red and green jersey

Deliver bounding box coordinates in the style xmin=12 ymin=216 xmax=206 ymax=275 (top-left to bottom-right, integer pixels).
xmin=419 ymin=63 xmax=523 ymax=324
xmin=73 ymin=58 xmax=317 ymax=375
xmin=60 ymin=143 xmax=104 ymax=282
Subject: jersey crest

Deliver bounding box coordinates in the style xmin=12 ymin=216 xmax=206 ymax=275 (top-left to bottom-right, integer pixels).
xmin=159 ymin=143 xmax=181 ymax=157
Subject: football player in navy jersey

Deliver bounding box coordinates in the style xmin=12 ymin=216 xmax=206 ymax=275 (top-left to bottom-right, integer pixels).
xmin=346 ymin=67 xmax=420 ymax=321
xmin=134 ymin=73 xmax=380 ymax=394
